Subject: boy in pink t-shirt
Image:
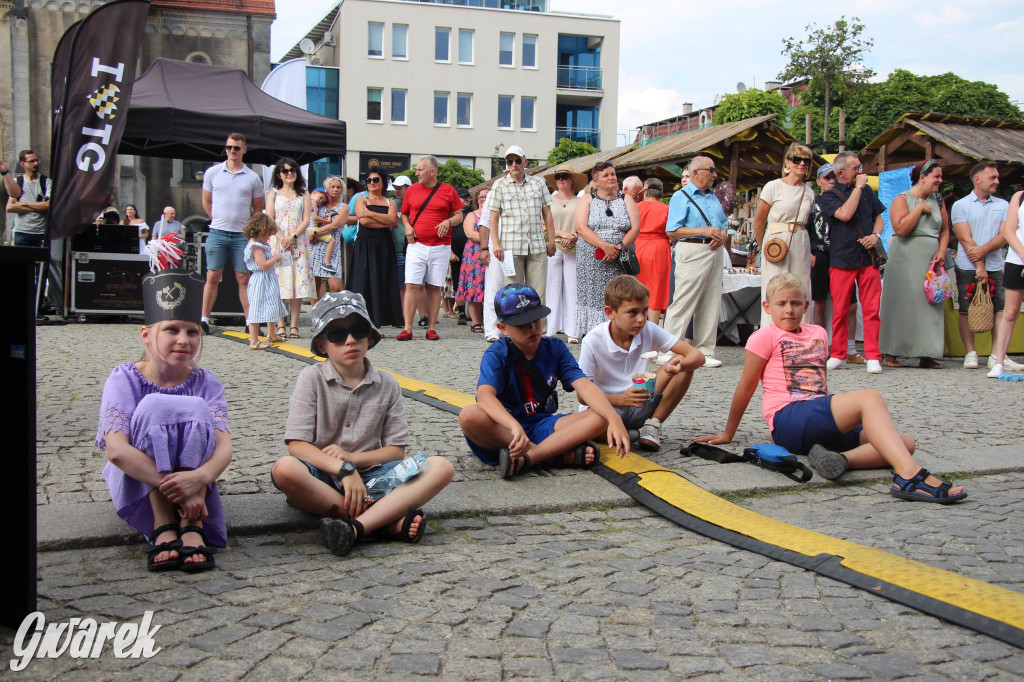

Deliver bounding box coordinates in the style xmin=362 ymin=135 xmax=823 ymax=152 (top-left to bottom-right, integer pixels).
xmin=697 ymin=273 xmax=966 ymax=504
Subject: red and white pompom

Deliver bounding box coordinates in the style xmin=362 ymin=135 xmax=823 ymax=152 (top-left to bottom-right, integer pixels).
xmin=144 ymin=233 xmax=184 ymax=271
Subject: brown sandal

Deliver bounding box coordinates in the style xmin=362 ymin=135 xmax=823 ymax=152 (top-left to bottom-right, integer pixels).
xmin=882 ymin=355 xmax=904 ymax=368
xmin=918 ymin=357 xmax=943 ymax=369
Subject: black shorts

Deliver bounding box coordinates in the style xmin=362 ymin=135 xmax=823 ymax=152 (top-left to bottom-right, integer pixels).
xmin=1005 ymin=263 xmax=1024 ymax=291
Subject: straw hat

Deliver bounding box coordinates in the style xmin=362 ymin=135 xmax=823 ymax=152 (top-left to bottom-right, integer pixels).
xmin=543 ymin=164 xmax=588 ymax=193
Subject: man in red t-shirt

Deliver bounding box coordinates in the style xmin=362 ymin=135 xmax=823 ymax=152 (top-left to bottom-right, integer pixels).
xmin=397 ymin=155 xmax=464 ymax=340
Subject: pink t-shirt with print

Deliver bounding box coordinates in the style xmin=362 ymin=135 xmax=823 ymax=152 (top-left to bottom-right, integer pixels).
xmin=745 ymin=323 xmax=829 ymax=431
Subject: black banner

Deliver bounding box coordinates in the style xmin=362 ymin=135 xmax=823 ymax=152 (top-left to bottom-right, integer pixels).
xmin=48 ymin=0 xmax=150 ymax=239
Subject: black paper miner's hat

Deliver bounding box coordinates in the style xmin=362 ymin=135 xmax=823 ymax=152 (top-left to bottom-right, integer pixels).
xmin=142 ymin=269 xmax=204 ymax=326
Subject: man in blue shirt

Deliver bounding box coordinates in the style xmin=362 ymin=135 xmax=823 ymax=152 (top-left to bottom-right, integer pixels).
xmin=662 ymin=156 xmax=729 ymax=367
xmin=950 ymin=162 xmax=1016 ymax=371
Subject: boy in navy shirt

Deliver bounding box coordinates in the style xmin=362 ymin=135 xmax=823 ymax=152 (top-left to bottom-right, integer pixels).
xmin=459 ymin=283 xmax=629 ymax=478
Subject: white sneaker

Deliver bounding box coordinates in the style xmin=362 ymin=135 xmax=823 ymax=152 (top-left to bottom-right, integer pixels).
xmin=963 ymin=351 xmax=979 ymax=369
xmin=866 ymin=359 xmax=882 ymax=374
xmin=703 ymin=355 xmax=723 ymax=368
xmin=987 ymin=363 xmax=1003 ymax=378
xmin=1003 ymin=357 xmax=1024 ymax=371
xmin=826 ymin=357 xmax=846 ymax=370
xmin=638 ymin=418 xmax=662 ymax=451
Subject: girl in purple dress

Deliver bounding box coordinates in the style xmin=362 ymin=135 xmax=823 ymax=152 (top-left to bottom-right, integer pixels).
xmin=96 ymin=269 xmax=232 ymax=572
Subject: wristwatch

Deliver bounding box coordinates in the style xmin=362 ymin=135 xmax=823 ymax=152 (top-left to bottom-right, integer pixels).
xmin=332 ymin=461 xmax=357 ymax=485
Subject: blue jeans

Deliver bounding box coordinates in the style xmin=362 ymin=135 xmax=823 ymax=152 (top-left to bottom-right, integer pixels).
xmin=13 ymin=232 xmax=45 ymax=248
xmin=205 ymin=229 xmax=248 ymax=273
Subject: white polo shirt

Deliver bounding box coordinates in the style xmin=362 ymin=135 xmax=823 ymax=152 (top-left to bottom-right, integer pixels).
xmin=578 ymin=320 xmax=678 ymax=403
xmin=202 ymin=162 xmax=264 ymax=233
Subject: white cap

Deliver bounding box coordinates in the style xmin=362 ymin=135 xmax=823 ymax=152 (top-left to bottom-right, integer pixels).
xmin=504 ymin=145 xmax=527 ymax=160
xmin=392 ymin=175 xmax=412 ymax=187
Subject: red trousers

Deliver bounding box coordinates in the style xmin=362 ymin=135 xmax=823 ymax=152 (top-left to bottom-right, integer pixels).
xmin=829 ymin=265 xmax=881 ymax=360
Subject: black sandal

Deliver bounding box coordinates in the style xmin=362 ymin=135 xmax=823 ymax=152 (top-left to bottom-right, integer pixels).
xmin=369 ymin=507 xmax=426 ymax=543
xmin=289 ymin=326 xmax=300 ymax=339
xmin=178 ymin=526 xmax=216 ymax=572
xmin=471 ymin=323 xmax=484 ymax=333
xmin=498 ymin=449 xmax=530 ymax=479
xmin=146 ymin=523 xmax=182 ymax=572
xmin=571 ymin=441 xmax=600 ymax=469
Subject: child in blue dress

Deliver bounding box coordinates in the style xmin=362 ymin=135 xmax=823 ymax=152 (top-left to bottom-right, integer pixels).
xmin=244 ymin=213 xmax=289 ymax=349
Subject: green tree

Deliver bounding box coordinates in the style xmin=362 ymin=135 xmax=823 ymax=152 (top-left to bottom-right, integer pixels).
xmin=779 ymin=15 xmax=874 ymax=151
xmin=843 ymin=70 xmax=1023 ymax=149
xmin=546 ymin=137 xmax=597 ymax=165
xmin=714 ymin=88 xmax=788 ymax=124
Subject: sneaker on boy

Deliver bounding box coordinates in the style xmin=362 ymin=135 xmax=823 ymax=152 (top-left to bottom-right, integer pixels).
xmin=458 ymin=283 xmax=630 ymax=477
xmin=577 ymin=275 xmax=705 ymax=452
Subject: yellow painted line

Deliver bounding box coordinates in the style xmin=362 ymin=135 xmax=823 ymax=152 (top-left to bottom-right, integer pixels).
xmin=221 ymin=328 xmax=1024 ymax=632
xmin=599 ymin=445 xmax=1024 ymax=630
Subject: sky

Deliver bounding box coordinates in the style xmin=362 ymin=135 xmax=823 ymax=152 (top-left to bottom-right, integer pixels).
xmin=271 ymin=0 xmax=1024 ymax=148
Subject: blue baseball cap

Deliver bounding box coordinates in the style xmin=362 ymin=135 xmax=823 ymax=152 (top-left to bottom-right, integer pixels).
xmin=494 ymin=283 xmax=550 ymax=325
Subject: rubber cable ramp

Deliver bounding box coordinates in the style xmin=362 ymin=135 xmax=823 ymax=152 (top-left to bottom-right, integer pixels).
xmin=218 ymin=329 xmax=1024 ymax=648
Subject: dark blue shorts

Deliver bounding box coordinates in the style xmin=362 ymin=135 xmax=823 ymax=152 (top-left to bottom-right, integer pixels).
xmin=466 ymin=412 xmax=563 ymax=465
xmin=771 ymin=395 xmax=862 ymax=456
xmin=271 ymin=455 xmax=401 ymax=494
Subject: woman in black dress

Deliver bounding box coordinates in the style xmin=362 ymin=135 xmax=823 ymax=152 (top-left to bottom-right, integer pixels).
xmin=348 ymin=167 xmax=403 ymax=326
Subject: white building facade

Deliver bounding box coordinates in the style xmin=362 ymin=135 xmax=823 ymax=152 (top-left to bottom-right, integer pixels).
xmin=281 ymin=0 xmax=619 ymax=179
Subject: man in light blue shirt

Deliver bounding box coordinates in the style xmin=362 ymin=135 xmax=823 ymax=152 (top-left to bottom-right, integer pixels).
xmin=950 ymin=161 xmax=1013 ymax=370
xmin=662 ymin=155 xmax=729 ymax=366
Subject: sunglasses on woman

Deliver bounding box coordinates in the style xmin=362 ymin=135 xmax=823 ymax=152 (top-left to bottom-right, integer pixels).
xmin=594 ymin=162 xmax=614 ymax=172
xmin=324 ymin=322 xmax=371 ymax=344
xmin=789 ymin=156 xmax=812 ymax=166
xmin=366 ymin=177 xmax=382 ymax=184
xmin=280 ymin=167 xmax=296 ymax=174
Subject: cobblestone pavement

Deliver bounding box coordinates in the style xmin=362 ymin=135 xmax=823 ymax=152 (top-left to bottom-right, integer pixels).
xmin=6 ymin=473 xmax=1023 ymax=679
xmin=35 ymin=314 xmax=1024 ymax=504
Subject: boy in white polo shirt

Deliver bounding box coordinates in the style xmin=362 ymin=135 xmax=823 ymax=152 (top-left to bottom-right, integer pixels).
xmin=578 ymin=275 xmax=705 ymax=450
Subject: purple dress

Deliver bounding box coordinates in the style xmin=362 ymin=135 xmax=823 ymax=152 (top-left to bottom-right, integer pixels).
xmin=96 ymin=363 xmax=230 ymax=547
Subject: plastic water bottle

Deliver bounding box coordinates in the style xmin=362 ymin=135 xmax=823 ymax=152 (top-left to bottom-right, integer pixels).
xmin=364 ymin=452 xmax=428 ymax=501
xmin=998 ymin=373 xmax=1024 ymax=382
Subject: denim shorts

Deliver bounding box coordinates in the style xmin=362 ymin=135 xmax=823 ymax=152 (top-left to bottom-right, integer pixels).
xmin=771 ymin=395 xmax=862 ymax=456
xmin=271 ymin=455 xmax=402 ymax=495
xmin=614 ymin=393 xmax=662 ymax=429
xmin=466 ymin=412 xmax=563 ymax=465
xmin=955 ymin=267 xmax=1005 ymax=314
xmin=205 ymin=228 xmax=249 ymax=272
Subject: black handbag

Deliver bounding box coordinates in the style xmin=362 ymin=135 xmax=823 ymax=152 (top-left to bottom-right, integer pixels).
xmin=618 ymin=242 xmax=641 ymax=277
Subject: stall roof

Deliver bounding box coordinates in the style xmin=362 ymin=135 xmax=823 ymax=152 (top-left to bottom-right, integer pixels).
xmin=120 ymin=58 xmax=347 ymax=165
xmin=861 ymin=112 xmax=1024 ymax=179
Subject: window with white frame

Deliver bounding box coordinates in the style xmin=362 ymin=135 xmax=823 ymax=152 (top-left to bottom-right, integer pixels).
xmin=520 ymin=96 xmax=536 ymax=130
xmin=457 ymin=93 xmax=472 ymax=127
xmin=458 ymin=29 xmax=474 ymax=64
xmin=368 ymin=23 xmax=383 ymax=57
xmin=498 ymin=95 xmax=513 ymax=129
xmin=434 ymin=91 xmax=450 ymax=126
xmin=522 ymin=35 xmax=537 ymax=68
xmin=391 ymin=89 xmax=407 ymax=123
xmin=367 ymin=88 xmax=382 ymax=122
xmin=392 ymin=25 xmax=408 ymax=59
xmin=435 ymin=27 xmax=451 ymax=62
xmin=499 ymin=32 xmax=514 ymax=67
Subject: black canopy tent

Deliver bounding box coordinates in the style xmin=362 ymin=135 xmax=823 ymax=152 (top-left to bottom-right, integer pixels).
xmin=119 ymin=58 xmax=346 ymax=163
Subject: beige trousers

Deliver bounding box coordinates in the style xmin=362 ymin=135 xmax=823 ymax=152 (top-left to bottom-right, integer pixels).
xmin=504 ymin=252 xmax=548 ymax=304
xmin=663 ymin=242 xmax=724 ymax=356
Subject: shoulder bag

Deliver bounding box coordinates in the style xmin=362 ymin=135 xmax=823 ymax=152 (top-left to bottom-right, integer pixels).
xmin=762 ymin=185 xmax=809 ymax=264
xmin=828 ymin=187 xmax=887 ymax=268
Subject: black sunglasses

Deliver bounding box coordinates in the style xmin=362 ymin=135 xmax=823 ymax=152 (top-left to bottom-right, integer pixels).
xmin=324 ymin=322 xmax=371 ymax=344
xmin=225 ymin=145 xmax=242 ymax=152
xmin=594 ymin=162 xmax=614 ymax=171
xmin=280 ymin=167 xmax=296 ymax=174
xmin=366 ymin=177 xmax=382 ymax=184
xmin=789 ymin=156 xmax=812 ymax=165
xmin=506 ymin=157 xmax=524 ymax=165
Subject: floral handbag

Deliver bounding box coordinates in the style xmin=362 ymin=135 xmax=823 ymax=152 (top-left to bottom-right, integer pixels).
xmin=923 ymin=259 xmax=954 ymax=304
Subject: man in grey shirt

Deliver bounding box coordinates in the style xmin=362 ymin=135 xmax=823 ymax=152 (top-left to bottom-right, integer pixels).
xmin=5 ymin=150 xmax=51 ymax=247
xmin=151 ymin=206 xmax=184 ymax=239
xmin=200 ymin=132 xmax=264 ymax=328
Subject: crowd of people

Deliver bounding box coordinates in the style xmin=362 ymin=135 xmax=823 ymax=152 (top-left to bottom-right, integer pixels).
xmin=89 ymin=132 xmax=1024 ymax=569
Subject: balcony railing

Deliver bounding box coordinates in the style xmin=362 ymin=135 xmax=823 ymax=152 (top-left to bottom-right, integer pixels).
xmin=557 ymin=66 xmax=602 ymax=91
xmin=556 ymin=127 xmax=600 ymax=148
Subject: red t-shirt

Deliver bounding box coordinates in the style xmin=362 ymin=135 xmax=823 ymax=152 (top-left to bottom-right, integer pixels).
xmin=401 ymin=182 xmax=462 ymax=246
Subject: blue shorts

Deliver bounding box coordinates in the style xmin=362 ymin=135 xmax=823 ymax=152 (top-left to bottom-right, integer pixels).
xmin=771 ymin=395 xmax=862 ymax=456
xmin=465 ymin=412 xmax=563 ymax=465
xmin=614 ymin=393 xmax=662 ymax=429
xmin=271 ymin=455 xmax=402 ymax=495
xmin=205 ymin=228 xmax=249 ymax=273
